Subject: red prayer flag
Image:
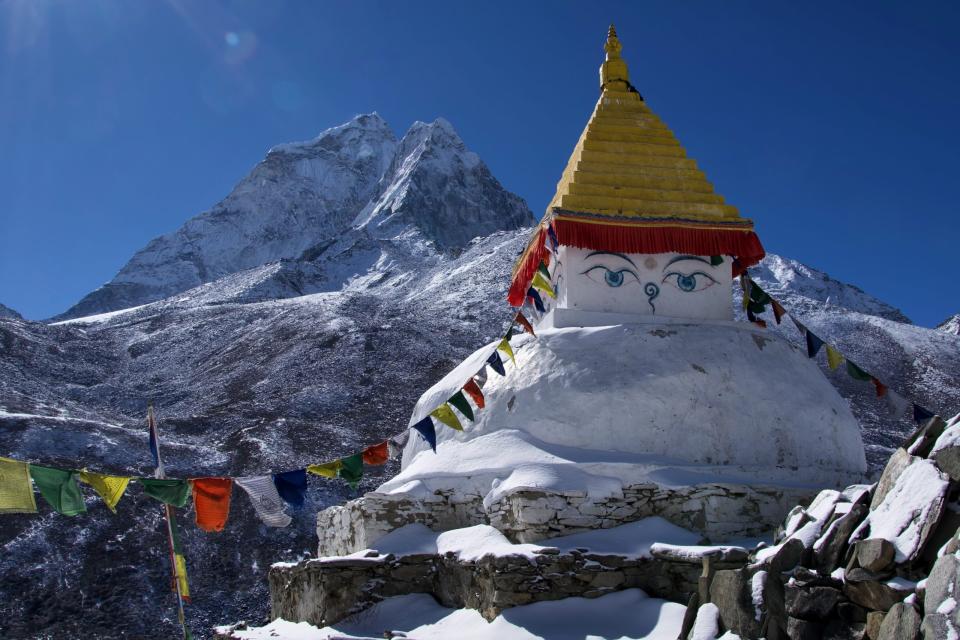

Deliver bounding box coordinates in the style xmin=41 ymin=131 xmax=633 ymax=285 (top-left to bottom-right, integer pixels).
xmin=752 ymin=319 xmax=768 ymax=329
xmin=515 ymin=312 xmax=536 ymax=337
xmin=192 ymin=477 xmax=233 ymax=533
xmin=871 ymin=378 xmax=888 ymax=398
xmin=362 ymin=441 xmax=389 ymax=466
xmin=462 ymin=378 xmax=485 ymax=409
xmin=771 ymin=299 xmax=786 ymax=325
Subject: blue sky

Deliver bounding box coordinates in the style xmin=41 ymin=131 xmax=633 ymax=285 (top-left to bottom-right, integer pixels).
xmin=1 ymin=1 xmax=957 ymax=326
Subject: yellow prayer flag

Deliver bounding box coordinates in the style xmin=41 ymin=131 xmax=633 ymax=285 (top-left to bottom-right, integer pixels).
xmin=174 ymin=553 xmax=190 ymax=600
xmin=79 ymin=470 xmax=130 ymax=514
xmin=531 ymin=272 xmax=556 ymax=299
xmin=431 ymin=404 xmax=463 ymax=431
xmin=0 ymin=457 xmax=37 ymax=514
xmin=307 ymin=461 xmax=343 ymax=479
xmin=498 ymin=338 xmax=516 ymax=364
xmin=826 ymin=345 xmax=844 ymax=371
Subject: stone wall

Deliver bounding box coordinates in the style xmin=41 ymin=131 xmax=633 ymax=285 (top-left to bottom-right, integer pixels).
xmin=270 ymin=545 xmax=740 ymax=628
xmin=317 ymin=481 xmax=813 ymax=557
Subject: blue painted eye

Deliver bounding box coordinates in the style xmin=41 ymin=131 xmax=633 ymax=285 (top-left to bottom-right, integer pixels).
xmin=662 ymin=271 xmax=718 ymax=293
xmin=605 ymin=270 xmax=624 ymax=287
xmin=581 ymin=265 xmax=639 ymax=288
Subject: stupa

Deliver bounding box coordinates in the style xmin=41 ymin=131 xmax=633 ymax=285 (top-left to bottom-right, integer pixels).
xmin=313 ymin=26 xmax=866 ymax=559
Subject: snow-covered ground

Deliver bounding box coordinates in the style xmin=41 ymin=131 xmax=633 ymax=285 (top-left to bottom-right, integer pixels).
xmin=218 ymin=589 xmax=688 ymax=640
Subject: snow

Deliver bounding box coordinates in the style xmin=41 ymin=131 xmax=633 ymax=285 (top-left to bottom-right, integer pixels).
xmin=50 ymin=304 xmax=147 ymax=325
xmin=334 ymin=518 xmax=701 ymax=563
xmin=649 ymin=543 xmax=746 ymax=562
xmin=751 ymin=571 xmax=767 ymax=621
xmin=931 ymin=414 xmax=960 ymax=455
xmin=690 ymin=603 xmax=720 ymax=640
xmin=855 ymin=459 xmax=950 ymax=562
xmin=219 ymin=590 xmax=686 ymax=640
xmin=399 ymin=321 xmax=866 ymax=493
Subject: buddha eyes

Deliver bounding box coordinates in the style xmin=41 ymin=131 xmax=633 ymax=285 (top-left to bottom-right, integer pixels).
xmin=661 ymin=270 xmax=718 ymax=293
xmin=581 ymin=265 xmax=640 ymax=288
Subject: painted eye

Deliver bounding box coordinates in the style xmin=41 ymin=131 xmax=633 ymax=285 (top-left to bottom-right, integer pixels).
xmin=581 ymin=266 xmax=639 ymax=288
xmin=662 ymin=271 xmax=718 ymax=293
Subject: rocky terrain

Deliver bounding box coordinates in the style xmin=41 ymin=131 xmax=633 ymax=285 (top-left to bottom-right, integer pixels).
xmin=1 ymin=113 xmax=957 ymax=639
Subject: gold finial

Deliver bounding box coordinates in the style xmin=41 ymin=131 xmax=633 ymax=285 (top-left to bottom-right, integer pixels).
xmin=600 ymin=23 xmax=630 ymax=91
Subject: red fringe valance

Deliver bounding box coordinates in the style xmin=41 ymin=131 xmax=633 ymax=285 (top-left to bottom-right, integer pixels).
xmin=507 ymin=217 xmax=765 ymax=306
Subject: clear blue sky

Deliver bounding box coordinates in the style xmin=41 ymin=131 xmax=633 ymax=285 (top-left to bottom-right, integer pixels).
xmin=1 ymin=1 xmax=957 ymax=326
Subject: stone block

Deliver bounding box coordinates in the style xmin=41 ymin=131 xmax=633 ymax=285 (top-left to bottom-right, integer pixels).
xmin=785 ymin=583 xmax=841 ymax=619
xmin=923 ymin=554 xmax=959 ymax=616
xmin=815 ymin=504 xmax=869 ymax=574
xmin=866 ymin=611 xmax=885 ymax=640
xmin=856 ymin=539 xmax=896 ymax=573
xmin=710 ymin=569 xmax=761 ymax=638
xmin=871 ymin=449 xmax=917 ymax=510
xmin=876 ymin=602 xmax=921 ymax=640
xmin=844 ymin=569 xmax=912 ymax=612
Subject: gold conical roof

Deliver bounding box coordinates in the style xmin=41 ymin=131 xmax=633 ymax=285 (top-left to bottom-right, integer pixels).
xmin=548 ymin=24 xmax=742 ymax=222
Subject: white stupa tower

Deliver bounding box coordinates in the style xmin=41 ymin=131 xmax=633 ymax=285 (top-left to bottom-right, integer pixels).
xmin=323 ymin=26 xmax=867 ymax=552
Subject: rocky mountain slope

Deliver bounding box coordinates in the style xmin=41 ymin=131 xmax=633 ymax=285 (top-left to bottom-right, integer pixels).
xmin=59 ymin=114 xmax=532 ymax=320
xmin=0 ymin=302 xmax=21 ymax=319
xmin=938 ymin=314 xmax=960 ymax=336
xmin=0 ymin=114 xmax=958 ymax=638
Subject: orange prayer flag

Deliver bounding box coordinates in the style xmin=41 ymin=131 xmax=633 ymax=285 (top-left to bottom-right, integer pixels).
xmin=192 ymin=477 xmax=233 ymax=533
xmin=362 ymin=442 xmax=389 ymax=466
xmin=462 ymin=378 xmax=485 ymax=409
xmin=515 ymin=312 xmax=536 ymax=337
xmin=871 ymin=378 xmax=888 ymax=398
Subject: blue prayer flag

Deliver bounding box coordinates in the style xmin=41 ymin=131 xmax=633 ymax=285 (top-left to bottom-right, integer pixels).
xmin=411 ymin=417 xmax=437 ymax=452
xmin=805 ymin=330 xmax=824 ymax=358
xmin=272 ymin=469 xmax=308 ymax=508
xmin=912 ymin=403 xmax=935 ymax=424
xmin=486 ymin=351 xmax=506 ymax=376
xmin=526 ymin=288 xmax=545 ymax=313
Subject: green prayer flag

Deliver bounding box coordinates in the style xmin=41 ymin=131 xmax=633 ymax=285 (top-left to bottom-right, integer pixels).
xmin=537 ymin=261 xmax=551 ymax=280
xmin=846 ymin=360 xmax=873 ymax=382
xmin=139 ymin=478 xmax=191 ymax=508
xmin=29 ymin=465 xmax=86 ymax=516
xmin=168 ymin=505 xmax=185 ymax=554
xmin=338 ymin=453 xmax=363 ymax=488
xmin=447 ymin=390 xmax=475 ymax=421
xmin=710 ymin=255 xmax=724 ymax=266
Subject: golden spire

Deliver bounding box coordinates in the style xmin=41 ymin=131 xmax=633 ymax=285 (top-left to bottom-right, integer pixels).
xmin=600 ymin=24 xmax=630 ymax=92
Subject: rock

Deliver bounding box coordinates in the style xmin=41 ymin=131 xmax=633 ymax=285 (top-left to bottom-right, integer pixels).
xmin=679 ymin=592 xmax=701 ymax=640
xmin=710 ymin=569 xmax=761 ymax=638
xmin=905 ymin=416 xmax=947 ymax=459
xmin=844 ymin=569 xmax=912 ymax=612
xmin=824 ymin=620 xmax=867 ymax=640
xmin=762 ymin=569 xmax=788 ymax=640
xmin=876 ymin=603 xmax=921 ymax=640
xmin=920 ymin=508 xmax=960 ymax=566
xmin=816 ymin=504 xmax=870 ymax=574
xmin=866 ymin=611 xmax=885 ymax=639
xmin=920 ymin=613 xmax=958 ymax=639
xmin=871 ymin=449 xmax=917 ymax=510
xmin=857 ymin=539 xmax=896 ymax=573
xmin=923 ymin=554 xmax=959 ymax=615
xmin=785 ymin=584 xmax=842 ymax=619
xmin=787 ymin=616 xmax=824 ymax=640
xmin=766 ymin=538 xmax=806 ymax=572
xmin=838 ymin=601 xmax=869 ymax=623
xmin=930 ymin=422 xmax=960 ymax=481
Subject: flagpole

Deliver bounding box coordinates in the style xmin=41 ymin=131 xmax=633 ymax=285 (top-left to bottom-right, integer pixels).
xmin=148 ymin=404 xmax=190 ymax=639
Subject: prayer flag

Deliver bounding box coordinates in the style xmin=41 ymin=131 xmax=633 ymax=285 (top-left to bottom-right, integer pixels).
xmin=147 ymin=406 xmax=163 ymax=476
xmin=462 ymin=378 xmax=485 ymax=409
xmin=411 ymin=416 xmax=437 ymax=451
xmin=498 ymin=338 xmax=516 ymax=364
xmin=740 ymin=278 xmax=751 ymax=311
xmin=166 ymin=507 xmax=190 ymax=601
xmin=272 ymin=469 xmax=308 ymax=508
xmin=474 ymin=368 xmax=488 ymax=388
xmin=431 ymin=404 xmax=463 ymax=431
xmin=307 ymin=461 xmax=342 ymax=478
xmin=362 ymin=442 xmax=390 ymax=466
xmin=526 ymin=288 xmax=545 ymax=313
xmin=805 ymin=330 xmax=824 ymax=358
xmin=531 ymin=272 xmax=556 ymax=299
xmin=845 ymin=360 xmax=873 ymax=382
xmin=30 ymin=465 xmax=87 ymax=516
xmin=140 ymin=478 xmax=191 ymax=508
xmin=710 ymin=255 xmax=724 ymax=266
xmin=192 ymin=477 xmax=233 ymax=533
xmin=547 ymin=224 xmax=559 ymax=250
xmin=771 ymin=300 xmax=786 ymax=325
xmin=515 ymin=312 xmax=535 ymax=337
xmin=752 ymin=319 xmax=768 ymax=329
xmin=234 ymin=476 xmax=291 ymax=528
xmin=537 ymin=261 xmax=551 ymax=281
xmin=825 ymin=345 xmax=844 ymax=371
xmin=790 ymin=316 xmax=806 ymax=336
xmin=486 ymin=351 xmax=506 ymax=377
xmin=338 ymin=454 xmax=363 ymax=489
xmin=447 ymin=390 xmax=475 ymax=421
xmin=79 ymin=470 xmax=129 ymax=513
xmin=871 ymin=377 xmax=888 ymax=398
xmin=885 ymin=390 xmax=911 ymax=419
xmin=0 ymin=457 xmax=37 ymax=514
xmin=912 ymin=403 xmax=935 ymax=424
xmin=387 ymin=432 xmax=410 ymax=459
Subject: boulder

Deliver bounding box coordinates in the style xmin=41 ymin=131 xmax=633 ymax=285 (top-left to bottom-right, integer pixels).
xmin=876 ymin=603 xmax=921 ymax=640
xmin=710 ymin=569 xmax=761 ymax=639
xmin=857 ymin=539 xmax=896 ymax=573
xmin=823 ymin=620 xmax=867 ymax=640
xmin=837 ymin=601 xmax=869 ymax=623
xmin=785 ymin=583 xmax=842 ymax=619
xmin=871 ymin=449 xmax=916 ymax=510
xmin=844 ymin=569 xmax=913 ymax=612
xmin=787 ymin=616 xmax=824 ymax=640
xmin=923 ymin=554 xmax=959 ymax=615
xmin=866 ymin=611 xmax=885 ymax=639
xmin=905 ymin=416 xmax=946 ymax=460
xmin=920 ymin=613 xmax=959 ymax=639
xmin=930 ymin=420 xmax=960 ymax=481
xmin=816 ymin=504 xmax=869 ymax=574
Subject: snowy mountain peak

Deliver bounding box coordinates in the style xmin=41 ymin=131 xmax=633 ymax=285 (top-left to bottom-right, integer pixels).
xmin=59 ymin=114 xmax=532 ymax=319
xmin=937 ymin=314 xmax=960 ymax=335
xmin=0 ymin=303 xmax=21 ymax=320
